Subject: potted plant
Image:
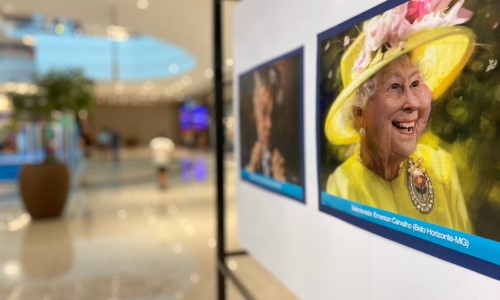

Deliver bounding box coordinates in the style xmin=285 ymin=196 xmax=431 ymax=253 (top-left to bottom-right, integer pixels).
xmin=8 ymin=69 xmax=95 ymax=219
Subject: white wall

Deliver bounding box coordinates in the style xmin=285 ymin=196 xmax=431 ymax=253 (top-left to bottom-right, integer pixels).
xmin=233 ymin=0 xmax=499 ymax=299
xmin=90 ymin=103 xmax=181 ymax=146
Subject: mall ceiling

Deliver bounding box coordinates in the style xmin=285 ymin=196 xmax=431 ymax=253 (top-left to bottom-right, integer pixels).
xmin=0 ymin=0 xmax=238 ymax=103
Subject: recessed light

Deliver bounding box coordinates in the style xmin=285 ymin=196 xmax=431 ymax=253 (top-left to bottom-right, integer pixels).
xmin=137 ymin=0 xmax=149 ymax=10
xmin=204 ymin=68 xmax=214 ymax=79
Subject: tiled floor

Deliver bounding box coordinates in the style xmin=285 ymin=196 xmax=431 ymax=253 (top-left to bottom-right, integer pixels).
xmin=0 ymin=148 xmax=296 ymax=300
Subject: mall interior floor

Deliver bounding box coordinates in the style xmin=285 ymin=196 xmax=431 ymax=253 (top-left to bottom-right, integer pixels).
xmin=0 ymin=147 xmax=296 ymax=300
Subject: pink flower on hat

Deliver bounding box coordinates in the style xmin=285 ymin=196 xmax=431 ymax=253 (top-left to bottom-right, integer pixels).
xmin=352 ymin=0 xmax=473 ymax=78
xmin=407 ymin=0 xmax=433 ymax=23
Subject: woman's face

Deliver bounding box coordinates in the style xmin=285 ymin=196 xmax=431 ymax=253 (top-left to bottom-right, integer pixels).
xmin=253 ymin=78 xmax=274 ymax=149
xmin=357 ymin=56 xmax=432 ymax=160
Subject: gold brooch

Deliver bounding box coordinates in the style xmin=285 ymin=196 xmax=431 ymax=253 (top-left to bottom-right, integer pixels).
xmin=407 ymin=157 xmax=434 ymax=214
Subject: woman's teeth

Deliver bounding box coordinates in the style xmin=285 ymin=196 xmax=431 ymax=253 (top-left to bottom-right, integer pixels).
xmin=392 ymin=121 xmax=415 ymax=132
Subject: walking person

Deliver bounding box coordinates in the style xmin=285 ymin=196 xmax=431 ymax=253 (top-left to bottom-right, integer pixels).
xmin=149 ymin=134 xmax=175 ymax=189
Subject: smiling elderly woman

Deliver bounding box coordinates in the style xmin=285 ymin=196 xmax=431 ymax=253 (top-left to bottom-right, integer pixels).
xmin=324 ymin=0 xmax=476 ymax=233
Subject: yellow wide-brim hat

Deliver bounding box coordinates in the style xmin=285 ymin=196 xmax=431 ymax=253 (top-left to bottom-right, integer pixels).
xmin=325 ymin=26 xmax=476 ymax=145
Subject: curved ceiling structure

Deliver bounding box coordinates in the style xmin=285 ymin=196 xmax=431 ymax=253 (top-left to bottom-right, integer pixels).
xmin=1 ymin=11 xmax=195 ymax=82
xmin=34 ymin=34 xmax=195 ymax=82
xmin=0 ymin=0 xmax=237 ymax=102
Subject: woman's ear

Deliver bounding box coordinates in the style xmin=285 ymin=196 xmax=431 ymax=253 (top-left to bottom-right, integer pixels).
xmin=353 ymin=106 xmax=364 ymax=129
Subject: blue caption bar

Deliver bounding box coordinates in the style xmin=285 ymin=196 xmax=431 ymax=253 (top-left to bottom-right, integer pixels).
xmin=321 ymin=192 xmax=499 ymax=265
xmin=242 ymin=170 xmax=304 ymax=201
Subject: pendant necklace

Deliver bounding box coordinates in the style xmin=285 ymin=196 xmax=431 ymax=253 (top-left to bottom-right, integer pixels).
xmin=406 ymin=157 xmax=434 ymax=214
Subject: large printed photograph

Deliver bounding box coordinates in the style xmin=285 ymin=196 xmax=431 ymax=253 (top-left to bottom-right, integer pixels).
xmin=239 ymin=48 xmax=305 ymax=202
xmin=318 ymin=0 xmax=499 ymax=277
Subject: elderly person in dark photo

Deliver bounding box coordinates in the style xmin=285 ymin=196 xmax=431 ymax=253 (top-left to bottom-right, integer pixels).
xmin=245 ymin=66 xmax=287 ymax=181
xmin=325 ymin=0 xmax=475 ymax=233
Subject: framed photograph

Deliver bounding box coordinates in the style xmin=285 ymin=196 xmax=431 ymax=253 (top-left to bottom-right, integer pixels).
xmin=317 ymin=0 xmax=499 ymax=278
xmin=239 ymin=48 xmax=305 ymax=202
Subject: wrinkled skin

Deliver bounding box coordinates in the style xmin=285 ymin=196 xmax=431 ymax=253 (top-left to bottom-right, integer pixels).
xmin=355 ymin=55 xmax=432 ymax=181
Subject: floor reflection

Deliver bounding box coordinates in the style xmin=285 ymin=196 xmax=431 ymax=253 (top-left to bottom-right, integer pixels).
xmin=22 ymin=220 xmax=73 ymax=279
xmin=180 ymin=155 xmax=208 ymax=182
xmin=0 ymin=147 xmax=296 ymax=300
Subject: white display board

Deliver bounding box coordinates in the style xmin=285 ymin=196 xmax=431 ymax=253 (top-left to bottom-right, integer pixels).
xmin=233 ymin=0 xmax=500 ymax=299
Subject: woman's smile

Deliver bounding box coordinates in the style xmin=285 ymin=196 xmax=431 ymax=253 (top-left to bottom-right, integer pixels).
xmin=392 ymin=119 xmax=416 ymax=134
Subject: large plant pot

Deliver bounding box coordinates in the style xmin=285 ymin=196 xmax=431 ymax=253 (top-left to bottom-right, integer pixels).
xmin=19 ymin=162 xmax=70 ymax=219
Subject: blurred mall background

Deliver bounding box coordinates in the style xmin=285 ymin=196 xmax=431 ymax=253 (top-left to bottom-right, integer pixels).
xmin=0 ymin=1 xmax=296 ymax=299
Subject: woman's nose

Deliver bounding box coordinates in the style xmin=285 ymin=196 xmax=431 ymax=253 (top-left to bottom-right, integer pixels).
xmin=403 ymin=89 xmax=421 ymax=112
xmin=264 ymin=114 xmax=272 ymax=128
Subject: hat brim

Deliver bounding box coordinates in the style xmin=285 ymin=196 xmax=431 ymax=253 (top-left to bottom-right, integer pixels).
xmin=325 ymin=26 xmax=476 ymax=145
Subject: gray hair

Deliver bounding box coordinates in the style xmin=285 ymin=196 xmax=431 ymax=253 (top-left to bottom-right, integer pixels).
xmin=353 ymin=75 xmax=378 ymax=109
xmin=342 ymin=75 xmax=378 ymax=132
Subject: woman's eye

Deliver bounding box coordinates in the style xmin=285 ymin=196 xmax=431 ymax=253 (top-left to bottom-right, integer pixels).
xmin=389 ymin=83 xmax=400 ymax=90
xmin=410 ymin=80 xmax=420 ymax=88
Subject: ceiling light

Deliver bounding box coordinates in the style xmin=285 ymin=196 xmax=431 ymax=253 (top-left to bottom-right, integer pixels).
xmin=168 ymin=63 xmax=180 ymax=74
xmin=225 ymin=58 xmax=233 ymax=66
xmin=137 ymin=0 xmax=149 ymax=10
xmin=182 ymin=75 xmax=192 ymax=85
xmin=55 ymin=24 xmax=65 ymax=35
xmin=107 ymin=25 xmax=130 ymax=42
xmin=204 ymin=68 xmax=214 ymax=79
xmin=0 ymin=95 xmax=12 ymax=112
xmin=22 ymin=35 xmax=36 ymax=47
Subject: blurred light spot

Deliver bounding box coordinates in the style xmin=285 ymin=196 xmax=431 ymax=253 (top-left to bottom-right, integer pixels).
xmin=185 ymin=225 xmax=196 ymax=236
xmin=227 ymin=260 xmax=238 ymax=271
xmin=225 ymin=58 xmax=233 ymax=66
xmin=182 ymin=75 xmax=192 ymax=85
xmin=55 ymin=24 xmax=65 ymax=35
xmin=324 ymin=41 xmax=330 ymax=51
xmin=169 ymin=63 xmax=180 ymax=74
xmin=78 ymin=109 xmax=88 ymax=119
xmin=107 ymin=25 xmax=129 ymax=42
xmin=172 ymin=244 xmax=183 ymax=254
xmin=0 ymin=94 xmax=12 ymax=113
xmin=204 ymin=68 xmax=214 ymax=79
xmin=190 ymin=273 xmax=200 ymax=283
xmin=137 ymin=0 xmax=149 ymax=10
xmin=7 ymin=213 xmax=30 ymax=231
xmin=207 ymin=238 xmax=217 ymax=248
xmin=22 ymin=35 xmax=36 ymax=46
xmin=3 ymin=261 xmax=20 ymax=278
xmin=117 ymin=209 xmax=128 ymax=220
xmin=174 ymin=291 xmax=184 ymax=300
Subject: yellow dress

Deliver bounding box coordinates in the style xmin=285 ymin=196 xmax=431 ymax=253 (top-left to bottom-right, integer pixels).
xmin=326 ymin=144 xmax=473 ymax=233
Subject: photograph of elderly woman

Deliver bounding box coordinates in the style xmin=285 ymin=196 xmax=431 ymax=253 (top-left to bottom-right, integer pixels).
xmin=239 ymin=51 xmax=303 ymax=187
xmin=319 ymin=0 xmax=499 ymax=241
